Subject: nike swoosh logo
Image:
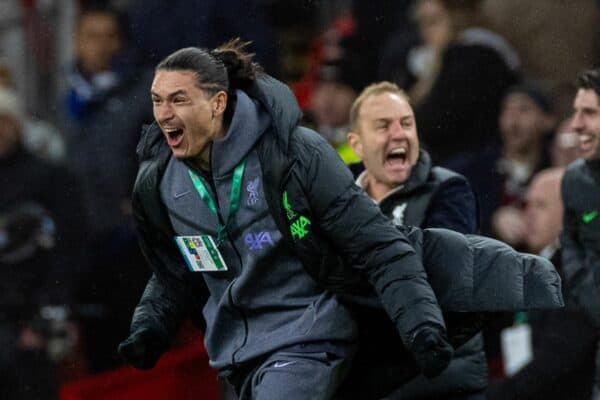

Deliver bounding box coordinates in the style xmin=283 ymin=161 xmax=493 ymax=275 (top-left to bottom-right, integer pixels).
xmin=583 ymin=210 xmax=598 ymax=224
xmin=174 ymin=190 xmax=191 ymax=199
xmin=272 ymin=361 xmax=294 ymax=368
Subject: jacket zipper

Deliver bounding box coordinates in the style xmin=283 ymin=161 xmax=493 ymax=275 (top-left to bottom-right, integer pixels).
xmin=194 ymin=163 xmax=249 ymax=368
xmin=229 ymin=238 xmax=248 ymax=367
xmin=210 ymin=170 xmax=248 ymax=368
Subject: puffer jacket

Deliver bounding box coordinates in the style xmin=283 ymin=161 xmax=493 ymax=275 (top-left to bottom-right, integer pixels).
xmin=337 ymin=226 xmax=563 ymax=399
xmin=354 ymin=150 xmax=486 ymax=399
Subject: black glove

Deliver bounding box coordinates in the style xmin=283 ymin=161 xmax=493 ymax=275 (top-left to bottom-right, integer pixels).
xmin=117 ymin=328 xmax=168 ymax=370
xmin=410 ymin=325 xmax=454 ymax=378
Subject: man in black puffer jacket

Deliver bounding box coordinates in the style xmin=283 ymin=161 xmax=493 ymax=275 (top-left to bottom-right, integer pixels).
xmin=118 ymin=40 xmax=453 ymax=400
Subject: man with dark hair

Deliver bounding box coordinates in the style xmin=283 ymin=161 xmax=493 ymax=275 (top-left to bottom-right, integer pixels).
xmin=117 ymin=40 xmax=454 ymax=399
xmin=561 ymin=68 xmax=600 ymax=398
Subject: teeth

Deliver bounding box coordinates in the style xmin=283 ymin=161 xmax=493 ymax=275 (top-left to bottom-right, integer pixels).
xmin=390 ymin=148 xmax=407 ymax=155
xmin=579 ymin=134 xmax=592 ymax=144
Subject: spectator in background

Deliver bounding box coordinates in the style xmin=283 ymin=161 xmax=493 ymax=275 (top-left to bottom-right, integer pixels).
xmin=309 ymin=72 xmax=360 ymax=164
xmin=57 ymin=4 xmax=152 ymax=372
xmin=560 ymin=68 xmax=600 ymax=398
xmin=0 ymin=87 xmax=85 ymax=400
xmin=290 ymin=11 xmax=365 ymax=166
xmin=405 ymin=0 xmax=518 ymax=226
xmin=412 ymin=0 xmax=519 ymax=163
xmin=379 ymin=0 xmax=453 ymax=97
xmin=489 ymin=82 xmax=556 ymax=246
xmin=0 ymin=59 xmax=65 ymax=162
xmin=345 ymin=82 xmax=485 ymax=400
xmin=291 ymin=11 xmax=357 ymax=111
xmin=307 ymin=23 xmax=365 ymax=166
xmin=487 ymin=168 xmax=597 ymax=400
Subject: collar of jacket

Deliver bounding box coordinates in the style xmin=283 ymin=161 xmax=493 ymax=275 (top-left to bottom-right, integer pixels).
xmin=585 ymin=157 xmax=600 ymax=183
xmin=355 ymin=149 xmax=433 ymax=202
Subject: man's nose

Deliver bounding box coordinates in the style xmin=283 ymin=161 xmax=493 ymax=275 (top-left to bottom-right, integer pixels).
xmin=154 ymin=103 xmax=174 ymax=123
xmin=390 ymin=120 xmax=407 ymax=138
xmin=570 ymin=111 xmax=584 ymax=131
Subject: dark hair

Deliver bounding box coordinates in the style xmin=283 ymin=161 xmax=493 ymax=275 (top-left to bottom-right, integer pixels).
xmin=156 ymin=38 xmax=262 ymax=97
xmin=156 ymin=39 xmax=262 ymax=123
xmin=576 ymin=69 xmax=600 ymax=97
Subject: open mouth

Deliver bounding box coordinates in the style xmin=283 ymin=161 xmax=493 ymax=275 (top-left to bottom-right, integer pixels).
xmin=164 ymin=128 xmax=184 ymax=147
xmin=386 ymin=147 xmax=408 ymax=165
xmin=579 ymin=133 xmax=594 ymax=152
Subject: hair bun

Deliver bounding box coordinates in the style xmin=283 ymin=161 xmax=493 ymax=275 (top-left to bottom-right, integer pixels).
xmin=212 ymin=38 xmax=261 ymax=91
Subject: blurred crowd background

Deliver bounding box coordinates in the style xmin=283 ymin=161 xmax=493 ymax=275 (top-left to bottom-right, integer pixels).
xmin=1 ymin=0 xmax=600 ymax=399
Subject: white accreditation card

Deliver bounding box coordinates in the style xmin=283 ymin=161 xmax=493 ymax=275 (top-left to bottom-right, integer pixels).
xmin=500 ymin=324 xmax=532 ymax=376
xmin=174 ymin=235 xmax=228 ymax=272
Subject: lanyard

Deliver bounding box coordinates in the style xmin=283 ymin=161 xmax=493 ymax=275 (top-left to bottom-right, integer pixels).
xmin=188 ymin=160 xmax=246 ymax=244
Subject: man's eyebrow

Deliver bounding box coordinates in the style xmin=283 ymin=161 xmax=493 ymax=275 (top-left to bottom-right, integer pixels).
xmin=373 ymin=115 xmax=413 ymax=123
xmin=373 ymin=117 xmax=392 ymax=123
xmin=150 ymin=89 xmax=188 ymax=99
xmin=576 ymin=105 xmax=599 ymax=114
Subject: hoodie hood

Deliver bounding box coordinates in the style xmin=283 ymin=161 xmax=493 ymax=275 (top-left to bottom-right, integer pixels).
xmin=246 ymin=74 xmax=303 ymax=150
xmin=211 ymin=90 xmax=270 ymax=177
xmin=136 ymin=74 xmax=302 ymax=163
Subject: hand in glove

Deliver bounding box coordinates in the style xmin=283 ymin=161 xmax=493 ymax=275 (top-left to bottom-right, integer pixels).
xmin=118 ymin=328 xmax=168 ymax=370
xmin=410 ymin=325 xmax=454 ymax=378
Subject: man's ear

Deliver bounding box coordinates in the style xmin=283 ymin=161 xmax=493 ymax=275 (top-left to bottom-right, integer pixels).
xmin=212 ymin=91 xmax=228 ymax=117
xmin=347 ymin=131 xmax=364 ymax=159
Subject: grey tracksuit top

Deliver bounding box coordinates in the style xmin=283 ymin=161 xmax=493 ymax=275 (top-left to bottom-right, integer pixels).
xmin=159 ymin=91 xmax=357 ymax=369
